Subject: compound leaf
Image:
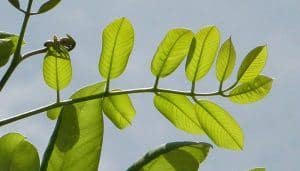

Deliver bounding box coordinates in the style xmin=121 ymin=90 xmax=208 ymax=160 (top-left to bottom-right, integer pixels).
xmin=216 ymin=37 xmax=236 ymax=82
xmin=237 ymin=46 xmax=267 ymax=83
xmin=151 ymin=29 xmax=193 ymax=77
xmin=229 ymin=75 xmax=273 ymax=104
xmin=43 ymin=45 xmax=72 ymax=90
xmin=154 ymin=93 xmax=204 ymax=134
xmin=102 ymin=91 xmax=136 ymax=129
xmin=185 ymin=26 xmax=220 ymax=82
xmin=41 ymin=82 xmax=106 ymax=171
xmin=0 ymin=133 xmax=40 ymax=171
xmin=127 ymin=141 xmax=212 ymax=171
xmin=99 ymin=17 xmax=134 ymax=79
xmin=195 ymin=100 xmax=243 ymax=150
xmin=38 ymin=0 xmax=61 ymax=14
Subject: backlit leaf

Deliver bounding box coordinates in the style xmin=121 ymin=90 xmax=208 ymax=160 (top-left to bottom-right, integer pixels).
xmin=185 ymin=26 xmax=220 ymax=82
xmin=151 ymin=29 xmax=193 ymax=77
xmin=0 ymin=33 xmax=21 ymax=67
xmin=237 ymin=46 xmax=267 ymax=83
xmin=216 ymin=37 xmax=236 ymax=82
xmin=102 ymin=90 xmax=136 ymax=129
xmin=250 ymin=168 xmax=266 ymax=171
xmin=195 ymin=100 xmax=243 ymax=150
xmin=154 ymin=93 xmax=204 ymax=134
xmin=229 ymin=75 xmax=273 ymax=104
xmin=127 ymin=141 xmax=212 ymax=171
xmin=99 ymin=17 xmax=134 ymax=79
xmin=0 ymin=133 xmax=40 ymax=171
xmin=43 ymin=45 xmax=72 ymax=90
xmin=41 ymin=82 xmax=105 ymax=171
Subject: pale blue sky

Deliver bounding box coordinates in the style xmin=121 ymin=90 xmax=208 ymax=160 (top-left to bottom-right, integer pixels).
xmin=0 ymin=0 xmax=299 ymax=170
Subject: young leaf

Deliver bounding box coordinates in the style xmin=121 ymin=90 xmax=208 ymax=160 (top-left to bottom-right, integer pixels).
xmin=250 ymin=168 xmax=266 ymax=171
xmin=229 ymin=75 xmax=273 ymax=104
xmin=127 ymin=141 xmax=212 ymax=171
xmin=43 ymin=45 xmax=72 ymax=90
xmin=216 ymin=37 xmax=236 ymax=82
xmin=41 ymin=82 xmax=106 ymax=171
xmin=195 ymin=100 xmax=244 ymax=150
xmin=8 ymin=0 xmax=20 ymax=10
xmin=102 ymin=91 xmax=136 ymax=129
xmin=154 ymin=93 xmax=204 ymax=134
xmin=99 ymin=17 xmax=134 ymax=80
xmin=38 ymin=0 xmax=61 ymax=14
xmin=151 ymin=29 xmax=193 ymax=77
xmin=185 ymin=26 xmax=220 ymax=82
xmin=0 ymin=133 xmax=40 ymax=171
xmin=237 ymin=46 xmax=268 ymax=83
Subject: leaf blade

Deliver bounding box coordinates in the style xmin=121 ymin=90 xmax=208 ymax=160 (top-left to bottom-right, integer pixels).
xmin=102 ymin=91 xmax=136 ymax=129
xmin=41 ymin=82 xmax=106 ymax=171
xmin=195 ymin=100 xmax=244 ymax=150
xmin=127 ymin=141 xmax=212 ymax=171
xmin=99 ymin=17 xmax=134 ymax=79
xmin=229 ymin=75 xmax=273 ymax=104
xmin=38 ymin=0 xmax=61 ymax=14
xmin=0 ymin=133 xmax=40 ymax=171
xmin=151 ymin=29 xmax=193 ymax=77
xmin=154 ymin=93 xmax=204 ymax=134
xmin=185 ymin=26 xmax=220 ymax=82
xmin=216 ymin=37 xmax=236 ymax=82
xmin=237 ymin=46 xmax=268 ymax=83
xmin=43 ymin=45 xmax=72 ymax=90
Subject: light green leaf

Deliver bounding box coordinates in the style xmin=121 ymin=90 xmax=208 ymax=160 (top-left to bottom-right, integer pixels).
xmin=250 ymin=168 xmax=266 ymax=171
xmin=47 ymin=106 xmax=62 ymax=120
xmin=8 ymin=0 xmax=20 ymax=9
xmin=41 ymin=82 xmax=106 ymax=171
xmin=229 ymin=75 xmax=273 ymax=104
xmin=237 ymin=46 xmax=268 ymax=83
xmin=103 ymin=90 xmax=136 ymax=129
xmin=38 ymin=0 xmax=61 ymax=14
xmin=127 ymin=141 xmax=212 ymax=171
xmin=185 ymin=26 xmax=220 ymax=82
xmin=216 ymin=37 xmax=236 ymax=82
xmin=151 ymin=29 xmax=193 ymax=77
xmin=99 ymin=17 xmax=134 ymax=79
xmin=195 ymin=100 xmax=243 ymax=150
xmin=43 ymin=45 xmax=72 ymax=90
xmin=154 ymin=93 xmax=204 ymax=134
xmin=0 ymin=133 xmax=40 ymax=171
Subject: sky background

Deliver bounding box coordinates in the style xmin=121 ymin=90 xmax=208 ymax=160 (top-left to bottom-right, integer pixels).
xmin=0 ymin=0 xmax=299 ymax=170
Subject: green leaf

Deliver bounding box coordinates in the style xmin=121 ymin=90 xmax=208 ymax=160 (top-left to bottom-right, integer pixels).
xmin=127 ymin=141 xmax=212 ymax=171
xmin=154 ymin=93 xmax=204 ymax=134
xmin=38 ymin=0 xmax=61 ymax=14
xmin=250 ymin=168 xmax=266 ymax=171
xmin=229 ymin=75 xmax=273 ymax=104
xmin=41 ymin=82 xmax=106 ymax=171
xmin=195 ymin=100 xmax=243 ymax=150
xmin=216 ymin=37 xmax=236 ymax=82
xmin=47 ymin=106 xmax=62 ymax=120
xmin=99 ymin=17 xmax=134 ymax=79
xmin=8 ymin=0 xmax=20 ymax=9
xmin=0 ymin=33 xmax=21 ymax=67
xmin=0 ymin=133 xmax=40 ymax=171
xmin=102 ymin=90 xmax=136 ymax=129
xmin=185 ymin=26 xmax=220 ymax=82
xmin=237 ymin=46 xmax=268 ymax=83
xmin=43 ymin=45 xmax=72 ymax=90
xmin=151 ymin=29 xmax=193 ymax=77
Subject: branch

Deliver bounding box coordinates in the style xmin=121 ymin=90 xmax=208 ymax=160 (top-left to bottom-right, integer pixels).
xmin=0 ymin=0 xmax=34 ymax=91
xmin=0 ymin=87 xmax=221 ymax=127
